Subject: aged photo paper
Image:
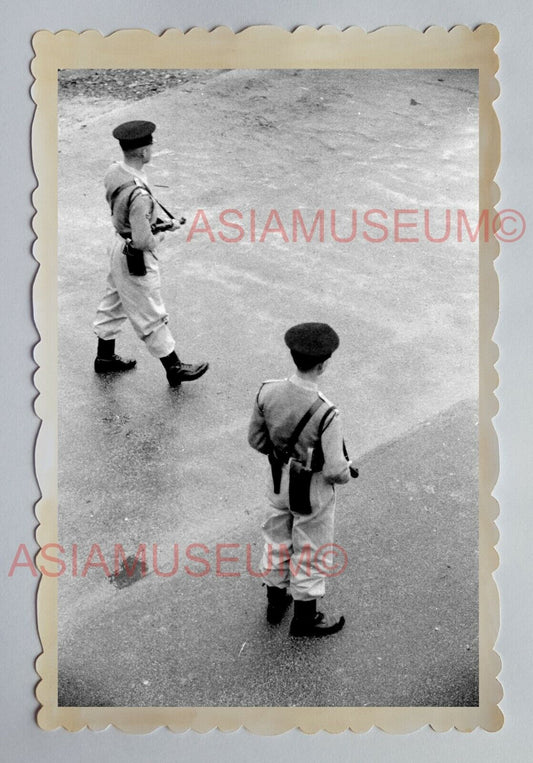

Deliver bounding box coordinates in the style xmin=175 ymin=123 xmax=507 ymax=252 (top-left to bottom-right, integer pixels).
xmin=31 ymin=25 xmax=502 ymax=732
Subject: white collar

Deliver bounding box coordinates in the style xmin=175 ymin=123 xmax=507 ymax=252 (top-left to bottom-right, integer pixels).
xmin=119 ymin=161 xmax=148 ymax=184
xmin=289 ymin=374 xmax=318 ymax=392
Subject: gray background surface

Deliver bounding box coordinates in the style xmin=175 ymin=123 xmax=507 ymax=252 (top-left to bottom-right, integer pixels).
xmin=1 ymin=0 xmax=531 ymax=760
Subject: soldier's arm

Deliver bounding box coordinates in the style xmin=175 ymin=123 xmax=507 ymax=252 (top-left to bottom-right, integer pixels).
xmin=248 ymin=391 xmax=272 ymax=455
xmin=320 ymin=410 xmax=351 ymax=484
xmin=129 ymin=191 xmax=159 ymax=252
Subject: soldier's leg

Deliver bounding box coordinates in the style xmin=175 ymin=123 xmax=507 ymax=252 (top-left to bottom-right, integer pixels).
xmin=290 ymin=476 xmax=336 ymax=600
xmin=93 ymin=241 xmax=136 ymax=373
xmin=289 ymin=476 xmax=345 ymax=637
xmin=261 ymin=465 xmax=293 ymax=623
xmin=114 ymin=252 xmax=174 ymax=355
xmin=116 ymin=253 xmax=208 ymax=385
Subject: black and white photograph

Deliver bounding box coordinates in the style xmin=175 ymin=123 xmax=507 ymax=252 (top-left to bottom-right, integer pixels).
xmin=27 ymin=25 xmax=501 ymax=733
xmin=9 ymin=0 xmax=533 ymax=756
xmin=55 ymin=64 xmax=480 ymax=709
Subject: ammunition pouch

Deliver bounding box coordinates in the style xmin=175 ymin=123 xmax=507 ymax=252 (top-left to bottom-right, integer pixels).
xmin=123 ymin=241 xmax=146 ymax=276
xmin=288 ymin=459 xmax=313 ymax=515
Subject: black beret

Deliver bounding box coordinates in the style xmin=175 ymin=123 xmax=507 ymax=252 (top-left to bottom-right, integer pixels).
xmin=284 ymin=322 xmax=340 ymax=357
xmin=112 ymin=120 xmax=156 ymax=149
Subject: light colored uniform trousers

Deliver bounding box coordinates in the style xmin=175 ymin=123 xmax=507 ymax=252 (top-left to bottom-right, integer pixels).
xmin=93 ymin=235 xmax=176 ymax=359
xmin=260 ymin=462 xmax=336 ymax=601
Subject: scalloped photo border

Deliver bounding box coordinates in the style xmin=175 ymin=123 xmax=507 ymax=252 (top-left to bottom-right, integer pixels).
xmin=31 ymin=24 xmax=502 ymax=733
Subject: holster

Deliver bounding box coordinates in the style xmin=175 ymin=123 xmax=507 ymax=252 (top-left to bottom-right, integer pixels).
xmin=268 ymin=451 xmax=283 ymax=494
xmin=123 ymin=241 xmax=146 ymax=276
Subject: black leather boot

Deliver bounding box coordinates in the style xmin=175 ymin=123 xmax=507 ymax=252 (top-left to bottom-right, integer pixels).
xmin=289 ymin=599 xmax=345 ymax=637
xmin=165 ymin=360 xmax=209 ymax=387
xmin=94 ymin=339 xmax=136 ymax=373
xmin=266 ymin=586 xmax=292 ymax=625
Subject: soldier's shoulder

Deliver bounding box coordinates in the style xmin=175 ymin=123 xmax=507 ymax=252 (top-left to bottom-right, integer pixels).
xmin=104 ymin=161 xmax=126 ymax=183
xmin=104 ymin=163 xmax=137 ymax=197
xmin=258 ymin=377 xmax=287 ymax=391
xmin=105 ymin=163 xmax=148 ymax=191
xmin=256 ymin=377 xmax=287 ymax=398
xmin=129 ymin=186 xmax=151 ymax=202
xmin=317 ymin=392 xmax=340 ymax=429
xmin=318 ymin=391 xmax=337 ymax=409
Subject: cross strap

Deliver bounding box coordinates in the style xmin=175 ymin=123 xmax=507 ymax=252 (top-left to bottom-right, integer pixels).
xmin=108 ymin=180 xmax=138 ymax=216
xmin=281 ymin=397 xmax=325 ymax=460
xmin=108 ymin=178 xmax=175 ymax=221
xmin=317 ymin=406 xmax=354 ymax=467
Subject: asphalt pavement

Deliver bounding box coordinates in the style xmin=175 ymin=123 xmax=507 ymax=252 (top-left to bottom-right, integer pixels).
xmin=57 ymin=397 xmax=477 ymax=707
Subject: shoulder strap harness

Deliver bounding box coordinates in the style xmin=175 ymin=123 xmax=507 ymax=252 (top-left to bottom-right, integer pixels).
xmin=108 ymin=178 xmax=175 ymax=224
xmin=269 ymin=397 xmax=325 ymax=494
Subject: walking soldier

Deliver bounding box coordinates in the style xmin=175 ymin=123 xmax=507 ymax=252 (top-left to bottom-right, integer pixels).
xmin=93 ymin=120 xmax=208 ymax=387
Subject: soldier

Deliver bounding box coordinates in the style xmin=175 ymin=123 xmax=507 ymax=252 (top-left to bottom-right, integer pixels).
xmin=93 ymin=120 xmax=208 ymax=387
xmin=248 ymin=322 xmax=355 ymax=637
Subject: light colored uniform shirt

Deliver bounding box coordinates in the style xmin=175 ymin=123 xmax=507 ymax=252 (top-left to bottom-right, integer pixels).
xmin=248 ymin=374 xmax=350 ymax=485
xmin=104 ymin=161 xmax=160 ymax=253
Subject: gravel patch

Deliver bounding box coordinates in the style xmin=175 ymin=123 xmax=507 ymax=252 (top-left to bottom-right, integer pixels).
xmin=58 ymin=68 xmax=223 ymax=101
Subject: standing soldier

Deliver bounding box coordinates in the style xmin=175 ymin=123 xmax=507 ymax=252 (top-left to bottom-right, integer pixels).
xmin=248 ymin=322 xmax=356 ymax=637
xmin=93 ymin=120 xmax=209 ymax=387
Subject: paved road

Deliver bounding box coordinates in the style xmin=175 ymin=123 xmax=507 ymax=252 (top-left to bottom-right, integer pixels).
xmin=58 ymin=399 xmax=477 ymax=707
xmin=56 ymin=69 xmax=479 ymax=706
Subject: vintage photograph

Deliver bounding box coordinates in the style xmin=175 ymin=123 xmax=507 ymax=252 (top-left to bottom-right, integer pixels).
xmin=55 ymin=65 xmax=479 ymax=707
xmin=30 ymin=25 xmax=501 ymax=733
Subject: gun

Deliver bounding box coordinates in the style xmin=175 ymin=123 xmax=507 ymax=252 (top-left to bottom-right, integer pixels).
xmin=151 ymin=216 xmax=187 ymax=234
